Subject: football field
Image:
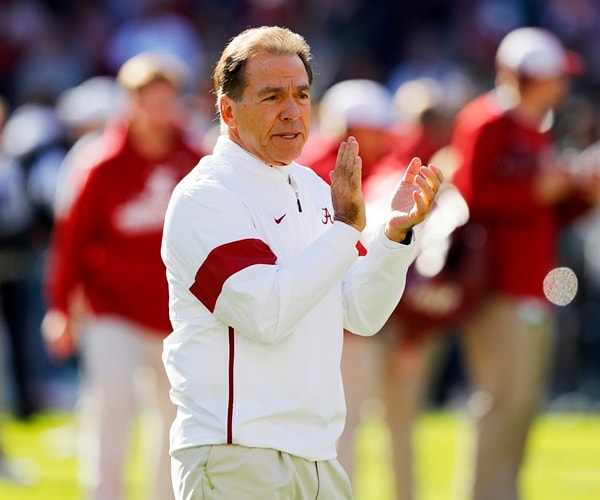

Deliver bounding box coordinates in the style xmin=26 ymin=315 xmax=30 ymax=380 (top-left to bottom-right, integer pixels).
xmin=1 ymin=410 xmax=599 ymax=499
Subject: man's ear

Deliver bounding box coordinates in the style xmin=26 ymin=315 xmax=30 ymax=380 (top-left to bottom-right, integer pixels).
xmin=219 ymin=96 xmax=236 ymax=129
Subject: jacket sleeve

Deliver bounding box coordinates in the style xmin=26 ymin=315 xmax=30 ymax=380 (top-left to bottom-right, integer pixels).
xmin=342 ymin=226 xmax=416 ymax=336
xmin=162 ymin=184 xmax=362 ymax=344
xmin=44 ymin=166 xmax=103 ymax=314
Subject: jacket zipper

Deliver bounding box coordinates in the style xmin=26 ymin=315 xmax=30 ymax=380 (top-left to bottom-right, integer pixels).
xmin=288 ymin=175 xmax=302 ymax=212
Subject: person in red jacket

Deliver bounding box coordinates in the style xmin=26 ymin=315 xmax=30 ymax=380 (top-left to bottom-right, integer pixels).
xmin=361 ymin=76 xmax=470 ymax=500
xmin=450 ymin=27 xmax=599 ymax=500
xmin=41 ymin=51 xmax=203 ymax=500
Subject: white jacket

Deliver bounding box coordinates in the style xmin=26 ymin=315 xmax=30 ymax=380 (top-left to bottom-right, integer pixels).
xmin=161 ymin=136 xmax=415 ymax=461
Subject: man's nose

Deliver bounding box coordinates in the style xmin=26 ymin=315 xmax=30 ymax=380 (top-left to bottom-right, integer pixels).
xmin=280 ymin=97 xmax=301 ymax=120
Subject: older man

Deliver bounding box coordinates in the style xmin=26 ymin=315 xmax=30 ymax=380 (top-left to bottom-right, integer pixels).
xmin=162 ymin=26 xmax=443 ymax=499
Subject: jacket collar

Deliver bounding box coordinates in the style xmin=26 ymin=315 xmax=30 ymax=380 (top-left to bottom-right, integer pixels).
xmin=213 ymin=135 xmax=294 ymax=181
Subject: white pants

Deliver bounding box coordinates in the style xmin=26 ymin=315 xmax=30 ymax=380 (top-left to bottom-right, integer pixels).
xmin=78 ymin=315 xmax=176 ymax=500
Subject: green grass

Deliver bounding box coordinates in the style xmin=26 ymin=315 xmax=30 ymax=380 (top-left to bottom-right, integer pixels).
xmin=355 ymin=411 xmax=600 ymax=500
xmin=0 ymin=413 xmax=146 ymax=500
xmin=1 ymin=411 xmax=599 ymax=499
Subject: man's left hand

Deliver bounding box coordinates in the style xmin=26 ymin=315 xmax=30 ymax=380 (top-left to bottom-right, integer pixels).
xmin=385 ymin=157 xmax=444 ymax=243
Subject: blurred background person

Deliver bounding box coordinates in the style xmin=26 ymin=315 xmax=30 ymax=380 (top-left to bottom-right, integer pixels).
xmin=299 ymin=78 xmax=396 ymax=185
xmin=53 ymin=75 xmax=124 ymax=219
xmin=0 ymin=93 xmax=37 ymax=486
xmin=0 ymin=94 xmax=68 ymax=421
xmin=450 ymin=26 xmax=600 ymax=500
xmin=41 ymin=51 xmax=204 ymax=500
xmin=359 ymin=76 xmax=476 ymax=500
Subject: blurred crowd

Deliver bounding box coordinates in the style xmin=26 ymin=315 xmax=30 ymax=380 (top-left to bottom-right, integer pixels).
xmin=1 ymin=0 xmax=600 ymax=497
xmin=1 ymin=0 xmax=600 ymax=107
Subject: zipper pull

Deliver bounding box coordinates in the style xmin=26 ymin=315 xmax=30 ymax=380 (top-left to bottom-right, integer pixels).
xmin=289 ymin=174 xmax=302 ymax=212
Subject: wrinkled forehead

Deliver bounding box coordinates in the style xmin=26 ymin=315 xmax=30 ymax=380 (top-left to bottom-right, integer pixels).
xmin=243 ymin=52 xmax=310 ymax=90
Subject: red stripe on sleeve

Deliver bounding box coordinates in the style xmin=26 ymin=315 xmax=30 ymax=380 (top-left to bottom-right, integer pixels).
xmin=189 ymin=238 xmax=277 ymax=312
xmin=356 ymin=240 xmax=367 ymax=256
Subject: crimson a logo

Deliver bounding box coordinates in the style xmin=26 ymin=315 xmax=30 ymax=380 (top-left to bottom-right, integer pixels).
xmin=321 ymin=207 xmax=334 ymax=224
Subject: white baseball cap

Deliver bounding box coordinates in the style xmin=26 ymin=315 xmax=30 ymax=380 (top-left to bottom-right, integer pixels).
xmin=495 ymin=27 xmax=583 ymax=79
xmin=318 ymin=79 xmax=393 ymax=139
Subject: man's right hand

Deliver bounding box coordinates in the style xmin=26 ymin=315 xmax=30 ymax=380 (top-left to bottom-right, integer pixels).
xmin=41 ymin=310 xmax=76 ymax=361
xmin=329 ymin=136 xmax=366 ymax=232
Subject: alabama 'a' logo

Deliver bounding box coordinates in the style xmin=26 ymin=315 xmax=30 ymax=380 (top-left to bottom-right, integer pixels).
xmin=321 ymin=207 xmax=334 ymax=224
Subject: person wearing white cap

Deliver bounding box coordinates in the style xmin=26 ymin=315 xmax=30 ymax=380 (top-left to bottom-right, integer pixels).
xmin=42 ymin=50 xmax=203 ymax=500
xmin=450 ymin=27 xmax=597 ymax=500
xmin=494 ymin=27 xmax=583 ymax=82
xmin=299 ymin=78 xmax=395 ymax=184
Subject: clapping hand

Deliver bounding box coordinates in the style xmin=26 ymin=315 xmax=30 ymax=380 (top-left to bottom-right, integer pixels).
xmin=330 ymin=136 xmax=366 ymax=232
xmin=385 ymin=157 xmax=444 ymax=242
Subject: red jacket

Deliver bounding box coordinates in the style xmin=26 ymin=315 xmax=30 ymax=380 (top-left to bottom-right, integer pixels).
xmin=451 ymin=93 xmax=589 ymax=300
xmin=45 ymin=121 xmax=202 ymax=333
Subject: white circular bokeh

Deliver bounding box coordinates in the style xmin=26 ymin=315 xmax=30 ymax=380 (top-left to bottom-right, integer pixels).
xmin=543 ymin=267 xmax=578 ymax=306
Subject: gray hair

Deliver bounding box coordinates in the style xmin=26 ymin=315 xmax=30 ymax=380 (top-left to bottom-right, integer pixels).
xmin=213 ymin=26 xmax=313 ymax=103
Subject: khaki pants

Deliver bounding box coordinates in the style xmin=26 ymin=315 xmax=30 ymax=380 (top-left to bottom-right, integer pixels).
xmin=171 ymin=444 xmax=353 ymax=500
xmin=461 ymin=296 xmax=552 ymax=500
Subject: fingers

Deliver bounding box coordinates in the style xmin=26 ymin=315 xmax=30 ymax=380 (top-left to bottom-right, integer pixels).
xmin=416 ymin=165 xmax=442 ymax=201
xmin=402 ymin=158 xmax=444 ymax=186
xmin=426 ymin=163 xmax=445 ymax=185
xmin=333 ymin=136 xmax=362 ymax=187
xmin=401 ymin=157 xmax=424 ymax=184
xmin=407 ymin=163 xmax=445 ymax=221
xmin=331 ymin=136 xmax=366 ymax=231
xmin=335 ymin=136 xmax=359 ymax=170
xmin=404 ymin=159 xmax=444 ymax=203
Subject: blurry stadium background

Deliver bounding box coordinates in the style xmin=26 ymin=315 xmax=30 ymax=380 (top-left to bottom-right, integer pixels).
xmin=1 ymin=0 xmax=600 ymax=498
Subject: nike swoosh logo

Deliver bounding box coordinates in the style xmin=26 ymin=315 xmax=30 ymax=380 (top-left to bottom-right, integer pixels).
xmin=274 ymin=214 xmax=286 ymax=224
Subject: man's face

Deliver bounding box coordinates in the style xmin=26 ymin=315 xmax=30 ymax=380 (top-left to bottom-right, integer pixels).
xmin=523 ymin=74 xmax=570 ymax=113
xmin=220 ymin=52 xmax=311 ymax=166
xmin=131 ymin=79 xmax=183 ymax=132
xmin=545 ymin=75 xmax=570 ymax=109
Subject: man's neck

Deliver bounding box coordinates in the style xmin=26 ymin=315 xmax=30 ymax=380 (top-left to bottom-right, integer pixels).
xmin=494 ymin=86 xmax=550 ymax=128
